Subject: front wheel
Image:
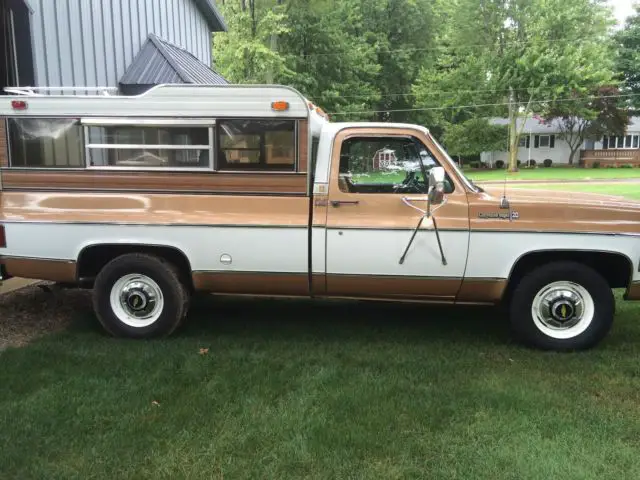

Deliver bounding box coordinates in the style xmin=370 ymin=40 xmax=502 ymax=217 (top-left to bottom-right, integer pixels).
xmin=509 ymin=261 xmax=615 ymax=351
xmin=92 ymin=254 xmax=190 ymax=339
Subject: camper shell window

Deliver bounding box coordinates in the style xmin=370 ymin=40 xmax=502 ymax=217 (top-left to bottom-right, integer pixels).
xmin=8 ymin=118 xmax=84 ymax=168
xmin=83 ymin=119 xmax=215 ymax=170
xmin=217 ymin=119 xmax=297 ymax=171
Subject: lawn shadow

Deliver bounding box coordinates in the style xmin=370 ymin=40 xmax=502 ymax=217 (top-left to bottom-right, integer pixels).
xmin=176 ymin=294 xmax=513 ymax=347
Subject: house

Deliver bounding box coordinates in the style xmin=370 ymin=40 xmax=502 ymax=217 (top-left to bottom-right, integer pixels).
xmin=481 ymin=116 xmax=640 ymax=167
xmin=1 ymin=0 xmax=228 ymax=96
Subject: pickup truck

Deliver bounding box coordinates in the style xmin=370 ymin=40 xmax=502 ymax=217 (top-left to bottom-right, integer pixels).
xmin=0 ymin=84 xmax=638 ymax=351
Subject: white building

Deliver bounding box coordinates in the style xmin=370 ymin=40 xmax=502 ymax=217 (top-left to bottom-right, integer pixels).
xmin=481 ymin=116 xmax=640 ymax=167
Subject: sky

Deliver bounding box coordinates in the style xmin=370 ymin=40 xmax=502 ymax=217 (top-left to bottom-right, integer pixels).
xmin=609 ymin=0 xmax=636 ymax=26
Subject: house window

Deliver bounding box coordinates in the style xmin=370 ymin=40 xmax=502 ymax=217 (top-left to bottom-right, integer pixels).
xmin=217 ymin=119 xmax=296 ymax=171
xmin=603 ymin=134 xmax=640 ymax=149
xmin=539 ymin=135 xmax=551 ymax=148
xmin=1 ymin=0 xmax=36 ymax=92
xmin=7 ymin=118 xmax=84 ymax=168
xmin=534 ymin=134 xmax=554 ymax=149
xmin=518 ymin=137 xmax=526 ymax=147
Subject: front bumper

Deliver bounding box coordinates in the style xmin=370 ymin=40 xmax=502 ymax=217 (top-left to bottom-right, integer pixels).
xmin=624 ymin=282 xmax=640 ymax=301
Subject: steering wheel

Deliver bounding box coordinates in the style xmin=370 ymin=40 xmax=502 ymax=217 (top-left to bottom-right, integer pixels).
xmin=393 ymin=171 xmax=425 ymax=193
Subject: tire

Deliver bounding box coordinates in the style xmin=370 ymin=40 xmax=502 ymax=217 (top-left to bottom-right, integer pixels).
xmin=92 ymin=253 xmax=190 ymax=339
xmin=509 ymin=261 xmax=614 ymax=351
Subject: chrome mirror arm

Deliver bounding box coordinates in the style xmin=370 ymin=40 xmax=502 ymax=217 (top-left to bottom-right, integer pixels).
xmin=399 ymin=194 xmax=448 ymax=266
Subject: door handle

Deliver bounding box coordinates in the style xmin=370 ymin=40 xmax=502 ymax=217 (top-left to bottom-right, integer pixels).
xmin=331 ymin=200 xmax=360 ymax=207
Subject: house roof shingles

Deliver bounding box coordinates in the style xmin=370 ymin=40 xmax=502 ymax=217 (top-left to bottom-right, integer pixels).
xmin=120 ymin=34 xmax=228 ymax=90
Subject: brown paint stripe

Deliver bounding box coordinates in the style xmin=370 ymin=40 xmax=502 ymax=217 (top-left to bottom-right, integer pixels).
xmin=192 ymin=271 xmax=310 ymax=296
xmin=625 ymin=282 xmax=640 ymax=301
xmin=0 ymin=257 xmax=77 ymax=283
xmin=456 ymin=278 xmax=507 ymax=304
xmin=298 ymin=119 xmax=309 ymax=173
xmin=326 ymin=274 xmax=461 ymax=300
xmin=1 ymin=171 xmax=308 ymax=194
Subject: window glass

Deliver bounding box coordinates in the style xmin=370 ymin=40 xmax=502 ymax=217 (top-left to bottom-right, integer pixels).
xmin=539 ymin=135 xmax=550 ymax=148
xmin=87 ymin=126 xmax=209 ymax=146
xmin=633 ymin=136 xmax=639 ymax=149
xmin=626 ymin=135 xmax=632 ymax=148
xmin=518 ymin=137 xmax=527 ymax=147
xmin=86 ymin=125 xmax=211 ymax=168
xmin=217 ymin=119 xmax=295 ymax=171
xmin=8 ymin=118 xmax=84 ymax=168
xmin=337 ymin=136 xmax=453 ymax=194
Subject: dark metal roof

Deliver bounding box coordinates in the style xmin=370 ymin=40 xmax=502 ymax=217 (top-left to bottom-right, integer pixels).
xmin=193 ymin=0 xmax=227 ymax=31
xmin=120 ymin=34 xmax=229 ymax=90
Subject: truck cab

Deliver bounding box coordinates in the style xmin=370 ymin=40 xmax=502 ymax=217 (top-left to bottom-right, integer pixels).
xmin=0 ymin=84 xmax=639 ymax=351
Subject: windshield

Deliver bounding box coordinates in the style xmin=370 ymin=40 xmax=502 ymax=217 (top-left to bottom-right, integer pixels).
xmin=427 ymin=133 xmax=481 ymax=193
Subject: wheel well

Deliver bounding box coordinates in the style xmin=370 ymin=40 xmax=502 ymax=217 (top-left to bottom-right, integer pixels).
xmin=77 ymin=244 xmax=193 ymax=290
xmin=503 ymin=250 xmax=633 ymax=302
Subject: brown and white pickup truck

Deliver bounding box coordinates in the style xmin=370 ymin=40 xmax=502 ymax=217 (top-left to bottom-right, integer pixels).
xmin=0 ymin=84 xmax=638 ymax=351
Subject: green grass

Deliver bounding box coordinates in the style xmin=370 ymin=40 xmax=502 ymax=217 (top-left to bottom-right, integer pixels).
xmin=511 ymin=183 xmax=640 ymax=200
xmin=2 ymin=294 xmax=640 ymax=478
xmin=468 ymin=167 xmax=640 ymax=182
xmin=351 ymin=167 xmax=640 ymax=186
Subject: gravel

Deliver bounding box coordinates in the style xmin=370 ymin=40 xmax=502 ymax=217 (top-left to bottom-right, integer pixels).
xmin=0 ymin=284 xmax=93 ymax=351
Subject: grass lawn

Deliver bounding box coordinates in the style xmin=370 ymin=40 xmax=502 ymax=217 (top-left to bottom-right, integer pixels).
xmin=511 ymin=182 xmax=640 ymax=200
xmin=351 ymin=167 xmax=640 ymax=186
xmin=468 ymin=167 xmax=640 ymax=182
xmin=2 ymin=293 xmax=640 ymax=478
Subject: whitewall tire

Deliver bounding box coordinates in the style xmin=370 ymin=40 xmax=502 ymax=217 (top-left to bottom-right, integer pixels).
xmin=509 ymin=261 xmax=614 ymax=351
xmin=93 ymin=254 xmax=190 ymax=339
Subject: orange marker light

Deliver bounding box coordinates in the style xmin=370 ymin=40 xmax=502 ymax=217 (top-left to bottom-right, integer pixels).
xmin=271 ymin=101 xmax=290 ymax=111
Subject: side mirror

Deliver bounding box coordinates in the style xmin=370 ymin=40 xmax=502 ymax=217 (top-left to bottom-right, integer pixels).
xmin=428 ymin=166 xmax=446 ymax=205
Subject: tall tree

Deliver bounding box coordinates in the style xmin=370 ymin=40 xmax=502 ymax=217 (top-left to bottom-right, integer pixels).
xmin=213 ymin=1 xmax=293 ymax=84
xmin=539 ymin=86 xmax=629 ymax=165
xmin=412 ymin=0 xmax=617 ymax=171
xmin=614 ymin=4 xmax=640 ymax=112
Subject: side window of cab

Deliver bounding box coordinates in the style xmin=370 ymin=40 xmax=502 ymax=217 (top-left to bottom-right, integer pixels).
xmin=338 ymin=136 xmax=454 ymax=194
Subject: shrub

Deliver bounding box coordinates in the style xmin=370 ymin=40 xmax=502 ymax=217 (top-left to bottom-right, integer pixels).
xmin=517 ymin=160 xmax=522 ymax=167
xmin=495 ymin=160 xmax=505 ymax=169
xmin=592 ymin=161 xmax=600 ymax=169
xmin=543 ymin=159 xmax=553 ymax=168
xmin=469 ymin=161 xmax=480 ymax=169
xmin=620 ymin=163 xmax=634 ymax=168
xmin=527 ymin=159 xmax=537 ymax=167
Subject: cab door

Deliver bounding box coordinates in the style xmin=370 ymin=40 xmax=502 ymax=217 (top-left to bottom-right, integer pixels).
xmin=324 ymin=127 xmax=470 ymax=302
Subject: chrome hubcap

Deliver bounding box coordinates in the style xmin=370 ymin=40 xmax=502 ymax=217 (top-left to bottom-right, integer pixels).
xmin=531 ymin=281 xmax=595 ymax=339
xmin=110 ymin=274 xmax=164 ymax=328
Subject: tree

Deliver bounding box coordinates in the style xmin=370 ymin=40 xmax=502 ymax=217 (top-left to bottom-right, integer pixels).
xmin=412 ymin=0 xmax=617 ymax=171
xmin=442 ymin=118 xmax=508 ymax=158
xmin=614 ymin=4 xmax=640 ymax=111
xmin=539 ymin=86 xmax=630 ymax=165
xmin=213 ymin=1 xmax=293 ymax=84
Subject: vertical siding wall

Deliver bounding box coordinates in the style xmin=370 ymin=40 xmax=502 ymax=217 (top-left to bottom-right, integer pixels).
xmin=30 ymin=0 xmax=212 ymax=90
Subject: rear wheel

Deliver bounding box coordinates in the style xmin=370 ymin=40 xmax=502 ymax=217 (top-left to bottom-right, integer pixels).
xmin=509 ymin=261 xmax=614 ymax=351
xmin=92 ymin=253 xmax=190 ymax=339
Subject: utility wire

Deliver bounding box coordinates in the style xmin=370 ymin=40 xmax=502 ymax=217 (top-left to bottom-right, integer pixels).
xmin=296 ymin=36 xmax=610 ymax=58
xmin=327 ymin=93 xmax=640 ymax=116
xmin=316 ymin=86 xmax=606 ymax=100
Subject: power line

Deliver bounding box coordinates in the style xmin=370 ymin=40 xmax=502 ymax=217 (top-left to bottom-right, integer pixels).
xmin=327 ymin=93 xmax=640 ymax=116
xmin=296 ymin=36 xmax=610 ymax=58
xmin=316 ymin=86 xmax=595 ymax=100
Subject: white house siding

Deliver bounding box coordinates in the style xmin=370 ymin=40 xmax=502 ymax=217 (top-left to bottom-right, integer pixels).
xmin=482 ymin=116 xmax=640 ymax=166
xmin=482 ymin=136 xmax=577 ymax=166
xmin=29 ymin=0 xmax=212 ymax=92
